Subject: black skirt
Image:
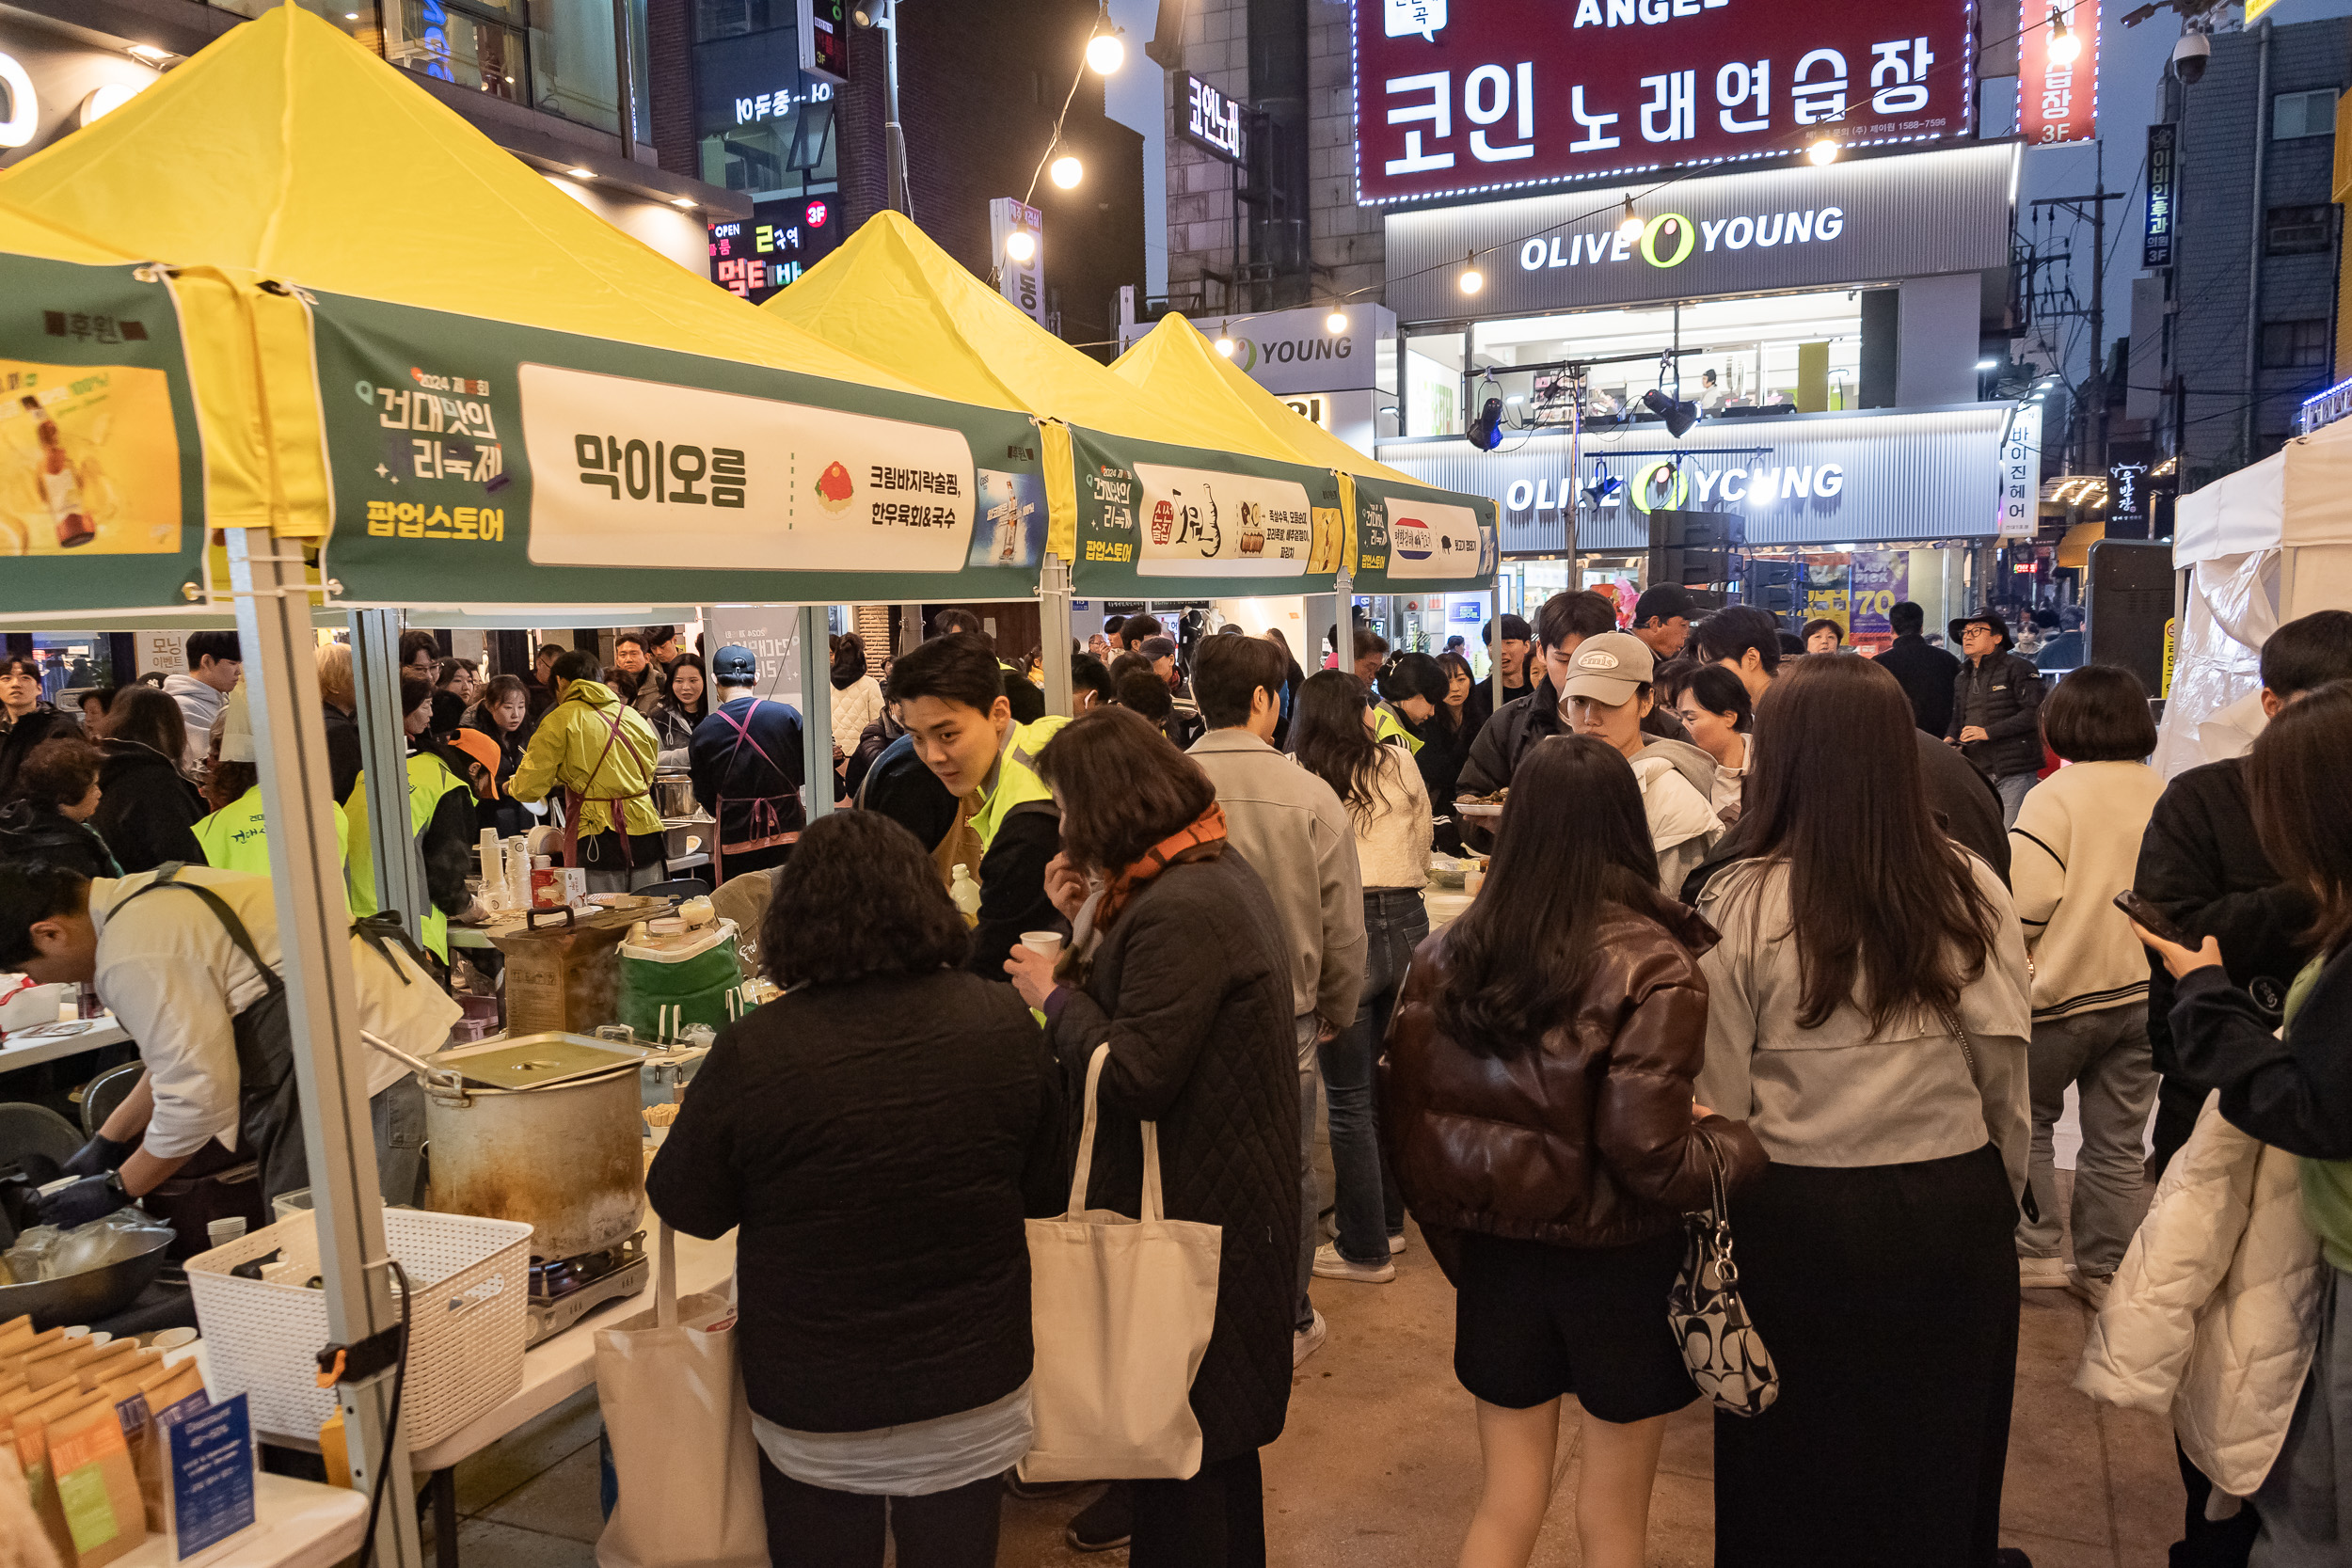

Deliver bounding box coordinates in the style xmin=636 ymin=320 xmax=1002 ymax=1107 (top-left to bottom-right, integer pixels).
xmin=1453 ymin=1228 xmax=1697 ymax=1424
xmin=1712 ymin=1143 xmax=2019 ymax=1568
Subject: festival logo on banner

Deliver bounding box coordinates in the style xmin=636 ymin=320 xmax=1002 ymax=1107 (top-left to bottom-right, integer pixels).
xmin=1133 ymin=461 xmax=1316 ymax=578
xmin=1381 ymin=498 xmax=1486 ymax=580
xmin=517 ymin=362 xmax=976 ymax=572
xmin=0 ymin=358 xmax=180 ymax=558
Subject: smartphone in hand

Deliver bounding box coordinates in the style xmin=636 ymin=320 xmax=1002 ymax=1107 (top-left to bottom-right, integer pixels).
xmin=2114 ymin=889 xmax=2192 ymax=948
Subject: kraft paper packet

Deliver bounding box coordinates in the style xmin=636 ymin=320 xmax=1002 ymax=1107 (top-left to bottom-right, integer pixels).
xmin=20 ymin=1337 xmax=99 ymax=1387
xmin=128 ymin=1368 xmax=208 ymax=1540
xmin=0 ymin=1326 xmax=65 ymax=1373
xmin=29 ymin=1339 xmax=135 ymax=1393
xmin=83 ymin=1352 xmax=158 ymax=1396
xmin=46 ymin=1395 xmax=144 ymax=1567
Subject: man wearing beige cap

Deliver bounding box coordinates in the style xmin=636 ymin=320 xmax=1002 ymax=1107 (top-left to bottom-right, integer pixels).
xmin=1556 ymin=631 xmax=1722 ymax=889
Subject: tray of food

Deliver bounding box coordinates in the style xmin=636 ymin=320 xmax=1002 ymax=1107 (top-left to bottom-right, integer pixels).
xmin=1456 ymin=791 xmax=1507 ymax=819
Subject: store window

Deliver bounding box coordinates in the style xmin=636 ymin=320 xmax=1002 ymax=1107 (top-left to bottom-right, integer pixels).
xmin=1404 ymin=333 xmax=1463 ymax=437
xmin=2266 ymin=204 xmax=2335 ymax=257
xmin=693 ymin=15 xmax=840 ymax=300
xmin=2261 ymin=318 xmax=2331 ymax=369
xmin=383 ymin=0 xmax=642 ymax=135
xmin=400 ymin=0 xmax=526 ymax=103
xmin=2274 ymin=88 xmax=2340 ymax=140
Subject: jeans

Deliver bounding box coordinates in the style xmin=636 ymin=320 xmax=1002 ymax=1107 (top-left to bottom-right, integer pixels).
xmin=2253 ymin=1266 xmax=2352 ymax=1565
xmin=1994 ymin=770 xmax=2039 ymax=827
xmin=2017 ymin=1003 xmax=2159 ymax=1277
xmin=1319 ymin=887 xmax=1425 ymax=1266
xmin=1293 ymin=1013 xmax=1319 ymax=1330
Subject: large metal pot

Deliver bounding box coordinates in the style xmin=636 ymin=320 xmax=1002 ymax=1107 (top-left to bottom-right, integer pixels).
xmin=651 ymin=775 xmax=698 ymax=819
xmin=418 ymin=1034 xmax=648 ymax=1261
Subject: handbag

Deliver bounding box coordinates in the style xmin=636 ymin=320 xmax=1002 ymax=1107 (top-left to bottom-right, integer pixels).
xmin=1020 ymin=1043 xmax=1224 ymax=1482
xmin=594 ymin=1223 xmax=767 ymax=1568
xmin=1667 ymin=1133 xmax=1780 ymax=1418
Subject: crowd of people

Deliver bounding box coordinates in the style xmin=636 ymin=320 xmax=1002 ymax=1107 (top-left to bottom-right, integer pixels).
xmin=8 ymin=591 xmax=2352 ymax=1568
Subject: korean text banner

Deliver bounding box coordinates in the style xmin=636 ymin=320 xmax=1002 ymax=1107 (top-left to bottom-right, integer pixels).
xmin=1066 ymin=425 xmax=1345 ymax=598
xmin=2019 ymin=0 xmax=2097 ymax=146
xmin=311 ymin=292 xmax=1051 ymax=607
xmin=1356 ymin=0 xmax=1976 ymax=206
xmin=0 ymin=258 xmax=205 ymax=613
xmin=1348 ymin=472 xmax=1499 ymax=593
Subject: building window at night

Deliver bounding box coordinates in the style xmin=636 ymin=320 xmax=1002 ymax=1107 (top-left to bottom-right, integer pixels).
xmin=2260 ymin=318 xmax=2332 ymax=369
xmin=2273 ymin=88 xmax=2340 ymax=140
xmin=398 ymin=0 xmax=526 ymax=103
xmin=693 ymin=6 xmax=841 ymax=302
xmin=2266 ymin=204 xmax=2336 ymax=256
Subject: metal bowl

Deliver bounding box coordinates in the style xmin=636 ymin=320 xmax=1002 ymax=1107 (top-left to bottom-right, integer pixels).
xmin=0 ymin=1227 xmax=174 ymax=1329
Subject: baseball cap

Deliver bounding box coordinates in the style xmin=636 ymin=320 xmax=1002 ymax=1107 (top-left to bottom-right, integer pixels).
xmin=446 ymin=728 xmax=502 ymax=798
xmin=1557 ymin=631 xmax=1656 ymax=705
xmin=711 ymin=643 xmax=758 ymax=683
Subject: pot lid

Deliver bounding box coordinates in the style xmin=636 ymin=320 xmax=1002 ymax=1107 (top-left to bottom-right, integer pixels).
xmin=434 ymin=1032 xmax=646 ymax=1091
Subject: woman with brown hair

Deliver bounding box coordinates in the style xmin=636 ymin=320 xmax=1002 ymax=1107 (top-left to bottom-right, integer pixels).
xmin=1001 ymin=705 xmax=1299 ymax=1567
xmin=88 ymin=685 xmax=203 ymax=874
xmin=1695 ymin=654 xmax=2032 ymax=1566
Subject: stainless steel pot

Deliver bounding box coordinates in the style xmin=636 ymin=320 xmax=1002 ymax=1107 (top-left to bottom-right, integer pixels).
xmin=651 ymin=775 xmax=697 ymax=819
xmin=0 ymin=1227 xmax=172 ymax=1330
xmin=415 ymin=1033 xmax=648 ymax=1261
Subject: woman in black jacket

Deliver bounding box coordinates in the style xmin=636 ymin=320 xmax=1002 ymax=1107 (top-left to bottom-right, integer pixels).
xmin=1004 ymin=705 xmax=1299 ymax=1566
xmin=87 ymin=686 xmax=203 ymax=873
xmin=0 ymin=736 xmax=119 ymax=879
xmin=649 ymin=810 xmax=1063 ymax=1568
xmin=465 ymin=675 xmax=537 ymax=838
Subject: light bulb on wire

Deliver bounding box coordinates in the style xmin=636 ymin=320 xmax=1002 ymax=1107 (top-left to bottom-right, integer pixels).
xmin=1005 ymin=230 xmax=1036 ymax=263
xmin=1616 ymin=198 xmax=1645 ymax=241
xmin=1458 ymin=251 xmax=1484 ymax=295
xmin=1215 ymin=325 xmax=1236 ymax=356
xmin=2046 ymin=8 xmax=2080 ymax=62
xmin=1050 ymin=154 xmax=1084 ymax=189
xmin=1326 ymin=309 xmax=1347 ymax=333
xmin=1806 ymin=137 xmax=1838 ymax=166
xmin=1086 ymin=28 xmax=1125 ymax=73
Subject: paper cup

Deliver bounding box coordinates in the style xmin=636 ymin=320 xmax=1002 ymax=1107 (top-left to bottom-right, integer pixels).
xmin=1020 ymin=931 xmax=1065 ymax=960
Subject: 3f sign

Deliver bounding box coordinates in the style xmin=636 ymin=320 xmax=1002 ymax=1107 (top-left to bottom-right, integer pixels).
xmin=1386 ymin=0 xmax=1446 ymax=40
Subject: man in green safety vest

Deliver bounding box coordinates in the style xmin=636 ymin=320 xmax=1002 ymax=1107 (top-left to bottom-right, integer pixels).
xmin=883 ymin=632 xmax=1065 ymax=982
xmin=190 ymin=680 xmax=353 ymax=890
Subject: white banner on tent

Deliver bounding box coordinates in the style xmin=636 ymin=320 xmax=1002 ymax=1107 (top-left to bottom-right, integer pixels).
xmin=991 ymin=198 xmax=1045 ymax=326
xmin=1134 ymin=462 xmax=1315 ymax=578
xmin=1382 ymin=498 xmax=1486 ymax=580
xmin=517 ymin=363 xmax=977 ymax=573
xmin=1996 ymin=404 xmax=2042 ymax=541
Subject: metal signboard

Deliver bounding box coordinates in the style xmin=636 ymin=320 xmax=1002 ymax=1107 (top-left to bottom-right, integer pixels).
xmin=990 ymin=198 xmax=1045 ymax=325
xmin=2018 ymin=0 xmax=2098 ymax=146
xmin=1183 ymin=73 xmax=1247 ymax=166
xmin=798 ymin=0 xmax=850 ymax=86
xmin=1996 ymin=402 xmax=2042 ymax=541
xmin=2143 ymin=122 xmax=2176 ymax=269
xmin=1353 ymin=0 xmax=1977 ymax=207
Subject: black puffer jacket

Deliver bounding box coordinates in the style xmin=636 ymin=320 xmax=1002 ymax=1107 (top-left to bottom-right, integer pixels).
xmin=90 ymin=741 xmax=204 ymax=873
xmin=1046 ymin=849 xmax=1300 ymax=1464
xmin=0 ymin=705 xmax=77 ymax=797
xmin=646 ymin=968 xmax=1065 ymax=1433
xmin=1946 ymin=651 xmax=2046 ymax=778
xmin=0 ymin=800 xmax=119 ymax=879
xmin=1457 ymin=676 xmax=1568 ymax=799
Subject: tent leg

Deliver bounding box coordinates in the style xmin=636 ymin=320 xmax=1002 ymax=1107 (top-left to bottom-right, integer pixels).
xmin=1040 ymin=553 xmax=1073 ymax=716
xmin=798 ymin=605 xmax=834 ymax=831
xmin=232 ymin=534 xmax=421 ymax=1568
xmin=349 ymin=610 xmax=426 ymax=948
xmin=899 ymin=601 xmax=924 ymax=658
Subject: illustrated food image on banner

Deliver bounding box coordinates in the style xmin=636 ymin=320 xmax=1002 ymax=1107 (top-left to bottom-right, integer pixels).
xmin=312 ymin=293 xmax=1048 ymax=606
xmin=0 ymin=257 xmax=206 ymax=612
xmin=1134 ymin=461 xmax=1318 ymax=578
xmin=1066 ymin=425 xmax=1346 ymax=597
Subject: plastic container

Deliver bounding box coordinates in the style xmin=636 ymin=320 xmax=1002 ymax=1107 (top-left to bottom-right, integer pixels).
xmin=949 ymin=863 xmax=981 ymax=923
xmin=186 ymin=1207 xmax=532 ymax=1448
xmin=617 ymin=918 xmax=746 ymax=1044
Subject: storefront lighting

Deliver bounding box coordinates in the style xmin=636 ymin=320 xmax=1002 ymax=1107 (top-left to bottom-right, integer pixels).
xmin=671 ymin=197 xmax=696 ymax=209
xmin=1615 ymin=199 xmax=1644 ymax=241
xmin=1086 ymin=28 xmax=1126 ymax=75
xmin=1050 ymin=154 xmax=1084 ymax=189
xmin=1326 ymin=309 xmax=1347 ymax=333
xmin=126 ymin=43 xmax=172 ymax=64
xmin=1458 ymin=251 xmax=1484 ymax=294
xmin=566 ymin=166 xmax=596 ymax=180
xmin=2047 ymin=9 xmax=2081 ymax=64
xmin=1005 ymin=229 xmax=1037 ymax=263
xmin=1215 ymin=325 xmax=1236 ymax=356
xmin=344 ymin=10 xmax=359 ymax=18
xmin=1976 ymin=358 xmax=1998 ymax=370
xmin=1806 ymin=138 xmax=1838 ymax=166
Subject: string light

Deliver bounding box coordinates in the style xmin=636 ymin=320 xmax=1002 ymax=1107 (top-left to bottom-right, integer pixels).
xmin=1458 ymin=251 xmax=1484 ymax=295
xmin=1326 ymin=309 xmax=1348 ymax=333
xmin=2047 ymin=8 xmax=2080 ymax=62
xmin=1616 ymin=198 xmax=1644 ymax=241
xmin=1215 ymin=324 xmax=1236 ymax=356
xmin=1050 ymin=154 xmax=1083 ymax=189
xmin=1005 ymin=230 xmax=1036 ymax=263
xmin=1086 ymin=28 xmax=1125 ymax=73
xmin=1806 ymin=137 xmax=1839 ymax=166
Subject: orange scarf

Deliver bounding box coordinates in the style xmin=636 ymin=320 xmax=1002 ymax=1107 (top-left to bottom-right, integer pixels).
xmin=1097 ymin=802 xmax=1229 ymax=930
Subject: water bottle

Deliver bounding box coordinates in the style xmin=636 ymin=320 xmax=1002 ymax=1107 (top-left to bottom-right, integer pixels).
xmin=949 ymin=863 xmax=981 ymax=926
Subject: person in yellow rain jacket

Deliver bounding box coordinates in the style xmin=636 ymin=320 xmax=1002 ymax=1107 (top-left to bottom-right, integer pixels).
xmin=508 ymin=651 xmax=666 ymax=894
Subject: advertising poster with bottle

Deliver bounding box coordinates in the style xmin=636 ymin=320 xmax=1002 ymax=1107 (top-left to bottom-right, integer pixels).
xmin=1803 ymin=556 xmax=1851 ymax=633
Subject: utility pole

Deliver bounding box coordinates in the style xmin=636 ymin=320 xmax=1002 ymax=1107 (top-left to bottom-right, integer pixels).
xmin=2029 ymin=152 xmax=2126 ymax=474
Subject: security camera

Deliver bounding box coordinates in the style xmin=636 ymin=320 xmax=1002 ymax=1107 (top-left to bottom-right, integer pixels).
xmin=2173 ymin=30 xmax=2210 ymax=86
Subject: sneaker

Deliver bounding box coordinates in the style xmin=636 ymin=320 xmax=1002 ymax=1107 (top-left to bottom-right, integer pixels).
xmin=1313 ymin=1243 xmax=1396 ymax=1283
xmin=1293 ymin=1309 xmax=1328 ymax=1368
xmin=1065 ymin=1483 xmax=1132 ymax=1552
xmin=1388 ymin=1230 xmax=1408 ymax=1255
xmin=2018 ymin=1254 xmax=2070 ymax=1290
xmin=2066 ymin=1268 xmax=2112 ymax=1311
xmin=1324 ymin=1212 xmax=1409 ymax=1255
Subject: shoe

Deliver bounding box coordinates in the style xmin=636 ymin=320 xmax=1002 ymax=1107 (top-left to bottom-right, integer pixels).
xmin=1324 ymin=1212 xmax=1409 ymax=1255
xmin=1313 ymin=1243 xmax=1396 ymax=1283
xmin=1066 ymin=1483 xmax=1133 ymax=1552
xmin=1388 ymin=1230 xmax=1408 ymax=1255
xmin=2066 ymin=1268 xmax=2112 ymax=1311
xmin=2018 ymin=1254 xmax=2070 ymax=1290
xmin=1003 ymin=1468 xmax=1088 ymax=1501
xmin=1293 ymin=1309 xmax=1328 ymax=1368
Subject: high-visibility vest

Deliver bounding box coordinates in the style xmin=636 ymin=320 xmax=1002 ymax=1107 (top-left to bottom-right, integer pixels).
xmin=970 ymin=717 xmax=1068 ymax=853
xmin=342 ymin=751 xmax=463 ymax=960
xmin=194 ymin=785 xmax=349 ymax=885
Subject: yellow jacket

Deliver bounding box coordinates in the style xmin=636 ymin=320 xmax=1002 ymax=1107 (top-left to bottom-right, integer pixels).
xmin=508 ymin=680 xmax=663 ymax=839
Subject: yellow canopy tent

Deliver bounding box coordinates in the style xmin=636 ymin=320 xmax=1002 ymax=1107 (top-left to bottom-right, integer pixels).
xmin=1114 ymin=313 xmax=1499 ymax=594
xmin=767 ymin=210 xmax=1351 ymax=596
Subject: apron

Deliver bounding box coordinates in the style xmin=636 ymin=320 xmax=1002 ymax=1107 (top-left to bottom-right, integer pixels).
xmin=707 ymin=698 xmax=801 ymax=883
xmin=562 ymin=699 xmax=654 ymax=872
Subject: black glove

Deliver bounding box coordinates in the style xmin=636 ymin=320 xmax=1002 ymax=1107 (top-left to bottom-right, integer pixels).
xmin=60 ymin=1134 xmax=135 ymax=1180
xmin=29 ymin=1173 xmax=129 ymax=1230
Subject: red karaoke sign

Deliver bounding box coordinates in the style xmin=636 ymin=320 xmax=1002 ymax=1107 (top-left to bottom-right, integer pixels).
xmin=2017 ymin=0 xmax=2097 ymax=146
xmin=1353 ymin=0 xmax=1979 ymax=207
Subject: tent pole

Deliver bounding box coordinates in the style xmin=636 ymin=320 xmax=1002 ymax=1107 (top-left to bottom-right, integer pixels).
xmin=234 ymin=535 xmax=421 ymax=1567
xmin=798 ymin=605 xmax=834 ymax=830
xmin=1040 ymin=552 xmax=1073 ymax=715
xmin=349 ymin=610 xmax=426 ymax=948
xmin=899 ymin=601 xmax=924 ymax=658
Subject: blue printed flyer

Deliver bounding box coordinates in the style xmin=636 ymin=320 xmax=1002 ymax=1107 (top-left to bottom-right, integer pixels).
xmin=167 ymin=1391 xmax=256 ymax=1558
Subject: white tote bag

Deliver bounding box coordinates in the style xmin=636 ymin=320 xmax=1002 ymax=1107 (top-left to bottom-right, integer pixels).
xmin=595 ymin=1224 xmax=768 ymax=1568
xmin=1020 ymin=1043 xmax=1224 ymax=1483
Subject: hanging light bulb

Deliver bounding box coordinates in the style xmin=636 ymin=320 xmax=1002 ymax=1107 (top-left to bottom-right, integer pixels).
xmin=1458 ymin=251 xmax=1484 ymax=295
xmin=1616 ymin=198 xmax=1645 ymax=241
xmin=1807 ymin=136 xmax=1839 ymax=166
xmin=2047 ymin=8 xmax=2081 ymax=62
xmin=1215 ymin=324 xmax=1236 ymax=356
xmin=1326 ymin=309 xmax=1348 ymax=333
xmin=1005 ymin=230 xmax=1037 ymax=263
xmin=1050 ymin=154 xmax=1084 ymax=189
xmin=1086 ymin=28 xmax=1125 ymax=73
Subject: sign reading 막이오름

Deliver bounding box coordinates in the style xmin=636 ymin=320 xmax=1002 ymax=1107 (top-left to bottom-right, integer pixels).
xmin=1354 ymin=0 xmax=1976 ymax=207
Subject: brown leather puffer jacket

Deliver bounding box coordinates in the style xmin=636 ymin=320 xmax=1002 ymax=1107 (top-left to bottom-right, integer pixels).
xmin=1382 ymin=901 xmax=1767 ymax=1254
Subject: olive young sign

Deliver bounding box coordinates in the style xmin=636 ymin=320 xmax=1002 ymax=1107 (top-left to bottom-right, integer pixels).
xmin=1384 ymin=140 xmax=2014 ymax=320
xmin=1355 ymin=0 xmax=1976 ymax=206
xmin=311 ymin=292 xmax=1048 ymax=606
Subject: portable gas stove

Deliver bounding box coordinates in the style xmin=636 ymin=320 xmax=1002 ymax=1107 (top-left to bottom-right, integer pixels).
xmin=527 ymin=1231 xmax=648 ymax=1344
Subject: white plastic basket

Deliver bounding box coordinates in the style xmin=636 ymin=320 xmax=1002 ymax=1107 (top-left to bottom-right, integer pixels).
xmin=185 ymin=1206 xmax=533 ymax=1449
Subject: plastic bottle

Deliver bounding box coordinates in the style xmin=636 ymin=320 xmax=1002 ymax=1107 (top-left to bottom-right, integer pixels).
xmin=949 ymin=863 xmax=981 ymax=925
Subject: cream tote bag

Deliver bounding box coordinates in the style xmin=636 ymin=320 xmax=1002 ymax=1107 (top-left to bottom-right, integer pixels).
xmin=1020 ymin=1043 xmax=1223 ymax=1482
xmin=595 ymin=1224 xmax=767 ymax=1568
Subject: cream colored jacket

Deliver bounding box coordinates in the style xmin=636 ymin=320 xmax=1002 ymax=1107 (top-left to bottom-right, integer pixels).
xmin=2009 ymin=759 xmax=2168 ymax=1019
xmin=2075 ymin=1092 xmax=2326 ymax=1498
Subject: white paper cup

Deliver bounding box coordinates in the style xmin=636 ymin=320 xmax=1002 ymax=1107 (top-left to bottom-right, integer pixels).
xmin=1020 ymin=931 xmax=1066 ymax=960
